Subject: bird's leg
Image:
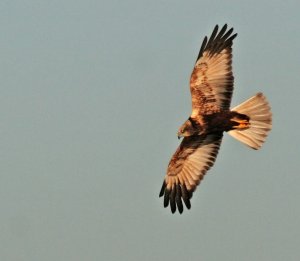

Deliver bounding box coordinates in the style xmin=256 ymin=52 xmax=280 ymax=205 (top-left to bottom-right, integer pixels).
xmin=230 ymin=117 xmax=250 ymax=129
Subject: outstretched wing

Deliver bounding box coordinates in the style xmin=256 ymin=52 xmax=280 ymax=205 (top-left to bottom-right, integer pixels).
xmin=159 ymin=133 xmax=223 ymax=214
xmin=190 ymin=24 xmax=237 ymax=116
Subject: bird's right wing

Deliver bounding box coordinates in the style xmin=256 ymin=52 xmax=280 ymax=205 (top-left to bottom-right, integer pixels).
xmin=159 ymin=133 xmax=223 ymax=214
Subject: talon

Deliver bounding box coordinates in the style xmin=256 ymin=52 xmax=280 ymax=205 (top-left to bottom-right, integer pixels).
xmin=231 ymin=118 xmax=250 ymax=129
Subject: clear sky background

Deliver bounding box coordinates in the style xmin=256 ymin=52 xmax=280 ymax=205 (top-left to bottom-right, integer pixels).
xmin=0 ymin=1 xmax=299 ymax=260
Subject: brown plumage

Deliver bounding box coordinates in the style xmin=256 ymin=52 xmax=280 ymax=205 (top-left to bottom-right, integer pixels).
xmin=159 ymin=24 xmax=272 ymax=214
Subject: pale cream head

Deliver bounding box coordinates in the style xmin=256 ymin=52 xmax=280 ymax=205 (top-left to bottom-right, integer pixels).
xmin=177 ymin=118 xmax=202 ymax=139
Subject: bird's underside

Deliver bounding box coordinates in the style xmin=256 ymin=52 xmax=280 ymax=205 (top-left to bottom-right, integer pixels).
xmin=159 ymin=24 xmax=272 ymax=214
xmin=159 ymin=110 xmax=250 ymax=214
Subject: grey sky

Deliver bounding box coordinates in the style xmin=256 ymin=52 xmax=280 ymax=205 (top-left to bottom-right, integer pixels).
xmin=0 ymin=0 xmax=299 ymax=260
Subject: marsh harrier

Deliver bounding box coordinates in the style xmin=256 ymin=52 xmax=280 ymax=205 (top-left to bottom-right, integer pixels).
xmin=159 ymin=24 xmax=272 ymax=214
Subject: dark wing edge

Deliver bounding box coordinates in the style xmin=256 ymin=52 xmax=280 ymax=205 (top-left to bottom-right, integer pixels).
xmin=159 ymin=133 xmax=223 ymax=214
xmin=190 ymin=24 xmax=237 ymax=113
xmin=196 ymin=24 xmax=237 ymax=62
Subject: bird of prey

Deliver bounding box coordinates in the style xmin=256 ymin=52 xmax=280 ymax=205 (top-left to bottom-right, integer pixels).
xmin=159 ymin=24 xmax=272 ymax=214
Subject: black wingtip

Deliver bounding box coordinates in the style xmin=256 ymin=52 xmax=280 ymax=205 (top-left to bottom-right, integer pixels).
xmin=159 ymin=181 xmax=166 ymax=197
xmin=197 ymin=36 xmax=208 ymax=61
xmin=176 ymin=184 xmax=184 ymax=214
xmin=164 ymin=189 xmax=170 ymax=208
xmin=219 ymin=24 xmax=228 ymax=35
xmin=159 ymin=178 xmax=195 ymax=213
xmin=170 ymin=187 xmax=176 ymax=213
xmin=181 ymin=184 xmax=192 ymax=209
xmin=197 ymin=24 xmax=237 ymax=61
xmin=213 ymin=24 xmax=219 ymax=32
xmin=229 ymin=33 xmax=238 ymax=41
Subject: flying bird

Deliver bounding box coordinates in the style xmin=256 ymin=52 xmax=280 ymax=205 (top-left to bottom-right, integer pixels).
xmin=159 ymin=24 xmax=272 ymax=214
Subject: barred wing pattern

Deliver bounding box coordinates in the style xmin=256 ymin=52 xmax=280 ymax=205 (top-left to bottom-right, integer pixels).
xmin=190 ymin=24 xmax=237 ymax=116
xmin=159 ymin=133 xmax=223 ymax=214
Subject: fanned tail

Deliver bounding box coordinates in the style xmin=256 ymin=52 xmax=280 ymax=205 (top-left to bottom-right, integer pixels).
xmin=228 ymin=92 xmax=272 ymax=150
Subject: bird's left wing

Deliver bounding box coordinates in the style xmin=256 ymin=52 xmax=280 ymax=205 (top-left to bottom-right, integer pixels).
xmin=159 ymin=133 xmax=223 ymax=214
xmin=190 ymin=24 xmax=237 ymax=116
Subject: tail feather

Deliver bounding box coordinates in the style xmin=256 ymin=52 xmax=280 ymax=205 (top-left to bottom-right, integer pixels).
xmin=228 ymin=92 xmax=272 ymax=150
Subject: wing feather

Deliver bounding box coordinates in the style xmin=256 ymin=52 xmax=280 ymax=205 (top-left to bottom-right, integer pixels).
xmin=190 ymin=24 xmax=237 ymax=116
xmin=159 ymin=133 xmax=223 ymax=214
xmin=175 ymin=185 xmax=184 ymax=213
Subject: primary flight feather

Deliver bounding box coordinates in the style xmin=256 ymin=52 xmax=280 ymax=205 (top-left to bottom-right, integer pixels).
xmin=159 ymin=24 xmax=272 ymax=214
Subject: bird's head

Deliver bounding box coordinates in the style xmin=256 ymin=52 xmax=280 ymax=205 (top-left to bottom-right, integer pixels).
xmin=177 ymin=118 xmax=202 ymax=139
